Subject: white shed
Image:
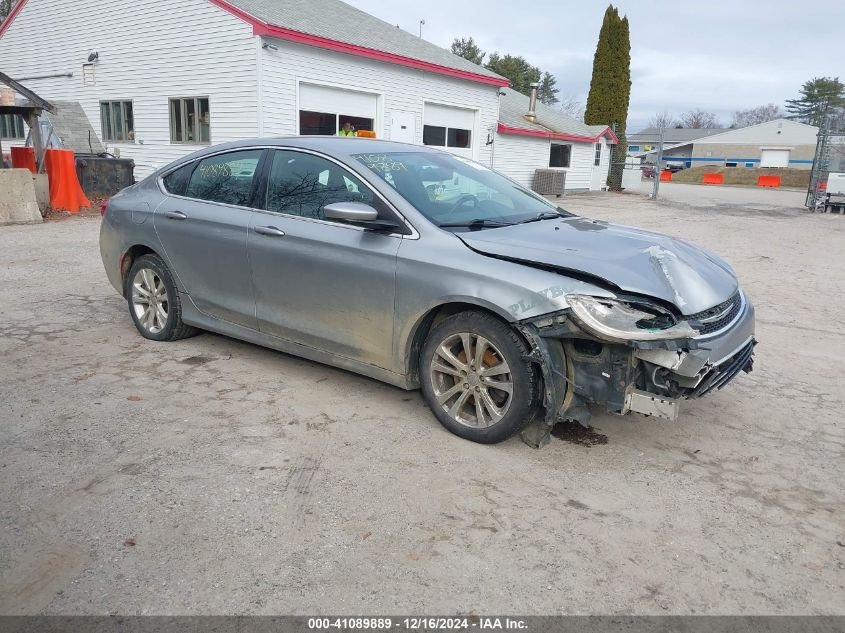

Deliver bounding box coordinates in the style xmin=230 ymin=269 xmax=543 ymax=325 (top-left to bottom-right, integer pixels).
xmin=493 ymin=88 xmax=617 ymax=192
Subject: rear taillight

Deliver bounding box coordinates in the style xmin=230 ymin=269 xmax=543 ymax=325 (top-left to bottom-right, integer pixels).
xmin=100 ymin=201 xmax=109 ymax=216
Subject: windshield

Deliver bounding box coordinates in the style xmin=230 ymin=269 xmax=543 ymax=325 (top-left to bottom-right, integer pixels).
xmin=352 ymin=151 xmax=571 ymax=229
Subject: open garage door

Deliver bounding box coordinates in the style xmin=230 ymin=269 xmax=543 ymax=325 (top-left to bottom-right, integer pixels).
xmin=760 ymin=148 xmax=790 ymax=168
xmin=298 ymin=83 xmax=378 ymax=137
xmin=423 ymin=103 xmax=476 ymax=158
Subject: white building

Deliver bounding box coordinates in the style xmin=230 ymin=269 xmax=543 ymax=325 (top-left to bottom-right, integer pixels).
xmin=0 ymin=0 xmax=614 ymax=190
xmin=630 ymin=120 xmax=819 ymax=170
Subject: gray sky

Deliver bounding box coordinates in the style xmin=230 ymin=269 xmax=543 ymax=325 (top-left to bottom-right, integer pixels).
xmin=346 ymin=0 xmax=845 ymax=131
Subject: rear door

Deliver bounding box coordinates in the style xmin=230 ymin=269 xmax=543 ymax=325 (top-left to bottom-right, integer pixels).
xmin=154 ymin=148 xmax=265 ymax=328
xmin=247 ymin=149 xmax=403 ymax=369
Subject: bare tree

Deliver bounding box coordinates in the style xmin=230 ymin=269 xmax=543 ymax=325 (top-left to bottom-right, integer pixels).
xmin=731 ymin=104 xmax=783 ymax=128
xmin=678 ymin=109 xmax=722 ymax=129
xmin=647 ymin=111 xmax=677 ymax=129
xmin=557 ymin=94 xmax=585 ymax=121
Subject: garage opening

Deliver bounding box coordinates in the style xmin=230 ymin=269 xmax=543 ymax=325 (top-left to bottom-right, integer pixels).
xmin=423 ymin=103 xmax=475 ymax=156
xmin=298 ymin=83 xmax=377 ymax=136
xmin=760 ymin=148 xmax=790 ymax=168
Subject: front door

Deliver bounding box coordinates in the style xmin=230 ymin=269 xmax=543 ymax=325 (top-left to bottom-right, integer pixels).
xmin=154 ymin=148 xmax=265 ymax=328
xmin=248 ymin=149 xmax=402 ymax=369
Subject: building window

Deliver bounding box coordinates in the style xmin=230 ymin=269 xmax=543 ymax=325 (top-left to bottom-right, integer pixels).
xmin=0 ymin=114 xmax=25 ymax=139
xmin=594 ymin=143 xmax=602 ymax=166
xmin=550 ymin=143 xmax=571 ymax=168
xmin=423 ymin=125 xmax=472 ymax=149
xmin=169 ymin=97 xmax=210 ymax=144
xmin=725 ymin=162 xmax=738 ymax=167
xmin=298 ymin=111 xmax=373 ymax=136
xmin=100 ymin=101 xmax=134 ymax=142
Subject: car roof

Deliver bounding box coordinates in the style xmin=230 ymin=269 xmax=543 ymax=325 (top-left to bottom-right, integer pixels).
xmin=174 ymin=136 xmax=442 ymax=165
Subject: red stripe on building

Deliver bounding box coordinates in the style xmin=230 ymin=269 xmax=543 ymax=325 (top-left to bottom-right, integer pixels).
xmin=208 ymin=0 xmax=509 ymax=87
xmin=497 ymin=122 xmax=619 ymax=144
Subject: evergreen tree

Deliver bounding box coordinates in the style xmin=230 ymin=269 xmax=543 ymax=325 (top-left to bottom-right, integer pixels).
xmin=485 ymin=53 xmax=541 ymax=95
xmin=785 ymin=77 xmax=845 ymax=126
xmin=450 ymin=37 xmax=485 ymax=66
xmin=584 ymin=5 xmax=631 ymax=190
xmin=537 ymin=72 xmax=559 ymax=107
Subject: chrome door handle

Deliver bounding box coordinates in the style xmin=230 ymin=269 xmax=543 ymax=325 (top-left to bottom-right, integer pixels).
xmin=164 ymin=210 xmax=187 ymax=220
xmin=255 ymin=226 xmax=286 ymax=237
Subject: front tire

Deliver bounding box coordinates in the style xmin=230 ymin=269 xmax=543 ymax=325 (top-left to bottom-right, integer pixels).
xmin=420 ymin=310 xmax=541 ymax=444
xmin=126 ymin=254 xmax=198 ymax=341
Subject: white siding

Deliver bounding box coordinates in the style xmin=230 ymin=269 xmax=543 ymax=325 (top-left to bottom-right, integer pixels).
xmin=0 ymin=0 xmax=259 ymax=178
xmin=493 ymin=133 xmax=601 ymax=191
xmin=259 ymin=39 xmax=500 ymax=164
xmin=493 ymin=133 xmax=548 ymax=189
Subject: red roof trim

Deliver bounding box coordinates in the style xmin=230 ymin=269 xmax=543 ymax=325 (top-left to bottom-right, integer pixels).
xmin=0 ymin=0 xmax=30 ymax=38
xmin=208 ymin=0 xmax=509 ymax=87
xmin=497 ymin=122 xmax=618 ymax=144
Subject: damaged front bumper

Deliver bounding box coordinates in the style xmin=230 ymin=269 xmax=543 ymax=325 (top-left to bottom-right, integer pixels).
xmin=515 ymin=292 xmax=756 ymax=448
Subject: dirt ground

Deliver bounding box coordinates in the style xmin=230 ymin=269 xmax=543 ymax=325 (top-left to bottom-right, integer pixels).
xmin=1 ymin=187 xmax=843 ymax=615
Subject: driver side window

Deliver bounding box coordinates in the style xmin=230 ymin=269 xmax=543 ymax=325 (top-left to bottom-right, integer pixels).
xmin=265 ymin=150 xmax=374 ymax=219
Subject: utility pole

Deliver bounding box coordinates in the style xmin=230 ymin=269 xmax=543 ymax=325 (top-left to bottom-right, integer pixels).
xmin=419 ymin=19 xmax=425 ymax=38
xmin=652 ymin=124 xmax=665 ymax=200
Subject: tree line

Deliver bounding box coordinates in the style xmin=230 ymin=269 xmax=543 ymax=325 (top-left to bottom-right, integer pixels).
xmin=646 ymin=77 xmax=845 ymax=130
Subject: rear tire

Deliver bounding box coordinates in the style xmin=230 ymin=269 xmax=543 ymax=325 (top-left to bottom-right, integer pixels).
xmin=125 ymin=254 xmax=198 ymax=342
xmin=420 ymin=310 xmax=541 ymax=444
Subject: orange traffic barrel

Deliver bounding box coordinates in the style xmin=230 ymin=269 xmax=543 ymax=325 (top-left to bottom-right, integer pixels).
xmin=44 ymin=149 xmax=90 ymax=213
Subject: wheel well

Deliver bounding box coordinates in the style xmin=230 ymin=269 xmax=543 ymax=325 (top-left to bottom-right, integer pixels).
xmin=406 ymin=302 xmax=511 ymax=384
xmin=121 ymin=245 xmax=157 ymax=290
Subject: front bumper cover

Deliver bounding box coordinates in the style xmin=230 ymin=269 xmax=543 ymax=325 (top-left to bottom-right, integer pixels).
xmin=515 ymin=294 xmax=756 ymax=448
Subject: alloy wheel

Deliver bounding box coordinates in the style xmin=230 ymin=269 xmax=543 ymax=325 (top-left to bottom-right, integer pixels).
xmin=131 ymin=268 xmax=169 ymax=334
xmin=429 ymin=332 xmax=514 ymax=427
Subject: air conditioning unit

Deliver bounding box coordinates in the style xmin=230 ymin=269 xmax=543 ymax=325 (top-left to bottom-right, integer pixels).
xmin=532 ymin=169 xmax=566 ymax=196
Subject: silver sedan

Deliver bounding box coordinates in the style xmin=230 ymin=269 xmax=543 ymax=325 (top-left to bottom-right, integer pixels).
xmin=100 ymin=137 xmax=755 ymax=447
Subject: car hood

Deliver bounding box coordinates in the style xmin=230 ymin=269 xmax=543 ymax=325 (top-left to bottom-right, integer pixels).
xmin=457 ymin=216 xmax=738 ymax=315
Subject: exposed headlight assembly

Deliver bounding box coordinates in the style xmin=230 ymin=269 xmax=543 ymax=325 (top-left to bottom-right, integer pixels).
xmin=566 ymin=295 xmax=697 ymax=342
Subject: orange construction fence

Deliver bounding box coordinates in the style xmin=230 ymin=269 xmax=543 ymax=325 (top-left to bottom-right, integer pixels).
xmin=44 ymin=149 xmax=90 ymax=213
xmin=702 ymin=173 xmax=724 ymax=185
xmin=757 ymin=175 xmax=781 ymax=188
xmin=10 ymin=146 xmax=37 ymax=173
xmin=659 ymin=170 xmax=672 ymax=182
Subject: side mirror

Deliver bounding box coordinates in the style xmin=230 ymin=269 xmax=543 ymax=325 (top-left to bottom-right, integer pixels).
xmin=323 ymin=201 xmax=378 ymax=222
xmin=323 ymin=201 xmax=402 ymax=232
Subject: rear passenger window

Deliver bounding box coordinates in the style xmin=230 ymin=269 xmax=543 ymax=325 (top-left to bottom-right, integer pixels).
xmin=185 ymin=150 xmax=263 ymax=207
xmin=162 ymin=163 xmax=193 ymax=196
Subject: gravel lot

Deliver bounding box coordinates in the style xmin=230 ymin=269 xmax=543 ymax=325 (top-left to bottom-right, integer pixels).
xmin=1 ymin=189 xmax=843 ymax=615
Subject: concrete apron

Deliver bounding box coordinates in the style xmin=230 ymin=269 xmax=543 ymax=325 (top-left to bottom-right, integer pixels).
xmin=0 ymin=168 xmax=43 ymax=225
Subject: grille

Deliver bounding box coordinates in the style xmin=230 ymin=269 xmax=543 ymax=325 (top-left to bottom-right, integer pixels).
xmin=688 ymin=339 xmax=755 ymax=399
xmin=687 ymin=291 xmax=742 ymax=336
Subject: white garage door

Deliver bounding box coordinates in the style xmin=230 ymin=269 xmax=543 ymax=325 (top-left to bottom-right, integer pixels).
xmin=423 ymin=102 xmax=476 ymax=158
xmin=298 ymin=83 xmax=378 ymax=136
xmin=759 ymin=149 xmax=790 ymax=168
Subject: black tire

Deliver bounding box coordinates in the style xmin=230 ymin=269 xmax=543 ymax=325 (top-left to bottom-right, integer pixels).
xmin=420 ymin=310 xmax=541 ymax=444
xmin=125 ymin=253 xmax=198 ymax=342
